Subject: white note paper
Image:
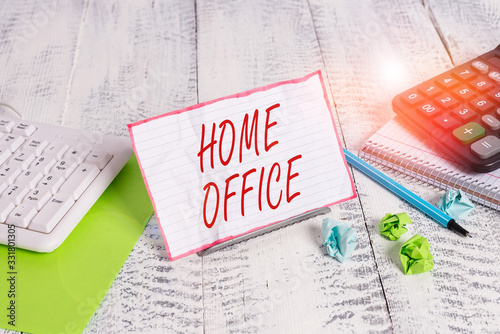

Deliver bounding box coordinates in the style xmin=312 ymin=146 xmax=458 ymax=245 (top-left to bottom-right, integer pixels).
xmin=129 ymin=71 xmax=356 ymax=260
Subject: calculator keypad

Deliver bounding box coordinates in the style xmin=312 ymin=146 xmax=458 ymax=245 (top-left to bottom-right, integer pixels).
xmin=392 ymin=44 xmax=500 ymax=172
xmin=452 ymin=122 xmax=485 ymax=144
xmin=471 ymin=136 xmax=500 ymax=159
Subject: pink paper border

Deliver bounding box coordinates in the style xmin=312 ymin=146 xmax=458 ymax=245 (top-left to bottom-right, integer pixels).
xmin=128 ymin=70 xmax=356 ymax=261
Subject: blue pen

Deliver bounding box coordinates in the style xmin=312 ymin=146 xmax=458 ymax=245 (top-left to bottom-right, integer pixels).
xmin=343 ymin=148 xmax=470 ymax=237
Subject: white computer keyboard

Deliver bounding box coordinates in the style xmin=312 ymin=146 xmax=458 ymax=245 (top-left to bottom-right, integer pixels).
xmin=0 ymin=116 xmax=132 ymax=252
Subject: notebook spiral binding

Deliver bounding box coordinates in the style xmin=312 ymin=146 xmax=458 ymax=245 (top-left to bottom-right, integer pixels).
xmin=359 ymin=141 xmax=500 ymax=211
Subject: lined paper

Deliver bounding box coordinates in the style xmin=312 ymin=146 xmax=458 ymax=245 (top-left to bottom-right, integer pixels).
xmin=129 ymin=71 xmax=356 ymax=260
xmin=361 ymin=116 xmax=500 ymax=209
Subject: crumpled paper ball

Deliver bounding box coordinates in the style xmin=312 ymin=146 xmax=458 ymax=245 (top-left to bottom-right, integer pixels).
xmin=437 ymin=189 xmax=474 ymax=220
xmin=379 ymin=212 xmax=411 ymax=240
xmin=321 ymin=218 xmax=357 ymax=263
xmin=399 ymin=234 xmax=434 ymax=275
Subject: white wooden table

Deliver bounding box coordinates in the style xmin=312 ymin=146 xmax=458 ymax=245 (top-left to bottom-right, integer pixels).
xmin=1 ymin=0 xmax=499 ymax=333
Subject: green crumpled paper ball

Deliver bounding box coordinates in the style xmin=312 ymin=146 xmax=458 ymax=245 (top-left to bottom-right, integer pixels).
xmin=399 ymin=234 xmax=434 ymax=275
xmin=379 ymin=212 xmax=411 ymax=240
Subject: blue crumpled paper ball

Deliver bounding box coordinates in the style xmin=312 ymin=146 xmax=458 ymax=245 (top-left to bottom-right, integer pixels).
xmin=437 ymin=189 xmax=474 ymax=220
xmin=321 ymin=218 xmax=358 ymax=263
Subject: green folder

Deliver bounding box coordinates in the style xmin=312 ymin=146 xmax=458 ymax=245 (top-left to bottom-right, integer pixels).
xmin=0 ymin=156 xmax=153 ymax=334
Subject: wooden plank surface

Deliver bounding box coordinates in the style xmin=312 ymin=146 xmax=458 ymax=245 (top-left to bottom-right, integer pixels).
xmin=0 ymin=0 xmax=87 ymax=124
xmin=1 ymin=0 xmax=202 ymax=333
xmin=60 ymin=0 xmax=199 ymax=136
xmin=0 ymin=0 xmax=499 ymax=333
xmin=196 ymin=0 xmax=391 ymax=332
xmin=69 ymin=1 xmax=204 ymax=333
xmin=425 ymin=0 xmax=500 ymax=63
xmin=310 ymin=0 xmax=500 ymax=333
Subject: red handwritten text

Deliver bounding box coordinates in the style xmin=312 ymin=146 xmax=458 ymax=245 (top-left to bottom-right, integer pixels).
xmin=198 ymin=103 xmax=302 ymax=228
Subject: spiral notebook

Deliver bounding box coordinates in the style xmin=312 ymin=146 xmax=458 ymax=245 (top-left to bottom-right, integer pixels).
xmin=359 ymin=116 xmax=500 ymax=211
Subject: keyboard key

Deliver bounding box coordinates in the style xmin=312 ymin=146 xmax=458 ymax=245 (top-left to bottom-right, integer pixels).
xmin=433 ymin=114 xmax=460 ymax=129
xmin=8 ymin=151 xmax=35 ymax=170
xmin=59 ymin=163 xmax=99 ymax=199
xmin=0 ymin=183 xmax=7 ymax=195
xmin=469 ymin=78 xmax=494 ymax=93
xmin=1 ymin=184 xmax=30 ymax=205
xmin=0 ymin=166 xmax=22 ymax=185
xmin=0 ymin=198 xmax=15 ymax=223
xmin=30 ymin=155 xmax=57 ymax=174
xmin=7 ymin=204 xmax=38 ymax=228
xmin=435 ymin=76 xmax=460 ymax=90
xmin=401 ymin=91 xmax=425 ymax=105
xmin=471 ymin=136 xmax=500 ymax=159
xmin=451 ymin=66 xmax=477 ymax=82
xmin=14 ymin=169 xmax=44 ymax=189
xmin=472 ymin=60 xmax=489 ymax=74
xmin=416 ymin=102 xmax=440 ymax=117
xmin=469 ymin=97 xmax=496 ymax=113
xmin=51 ymin=160 xmax=78 ymax=179
xmin=453 ymin=122 xmax=485 ymax=144
xmin=417 ymin=84 xmax=442 ymax=98
xmin=23 ymin=188 xmax=52 ymax=210
xmin=44 ymin=141 xmax=69 ymax=159
xmin=29 ymin=195 xmax=75 ymax=233
xmin=1 ymin=134 xmax=24 ymax=152
xmin=12 ymin=122 xmax=36 ymax=136
xmin=85 ymin=150 xmax=112 ymax=169
xmin=482 ymin=115 xmax=500 ymax=130
xmin=0 ymin=119 xmax=15 ymax=133
xmin=434 ymin=94 xmax=459 ymax=109
xmin=37 ymin=173 xmax=65 ymax=194
xmin=0 ymin=148 xmax=11 ymax=165
xmin=21 ymin=138 xmax=49 ymax=156
xmin=63 ymin=146 xmax=91 ymax=164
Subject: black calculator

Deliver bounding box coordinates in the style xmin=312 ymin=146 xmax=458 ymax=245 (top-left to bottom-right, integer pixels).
xmin=392 ymin=44 xmax=500 ymax=172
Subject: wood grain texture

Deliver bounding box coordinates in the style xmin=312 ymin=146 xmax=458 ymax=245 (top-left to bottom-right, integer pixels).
xmin=1 ymin=0 xmax=499 ymax=333
xmin=0 ymin=0 xmax=87 ymax=124
xmin=61 ymin=0 xmax=199 ymax=137
xmin=309 ymin=0 xmax=454 ymax=151
xmin=196 ymin=0 xmax=391 ymax=332
xmin=309 ymin=0 xmax=500 ymax=332
xmin=73 ymin=1 xmax=204 ymax=333
xmin=425 ymin=0 xmax=500 ymax=64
